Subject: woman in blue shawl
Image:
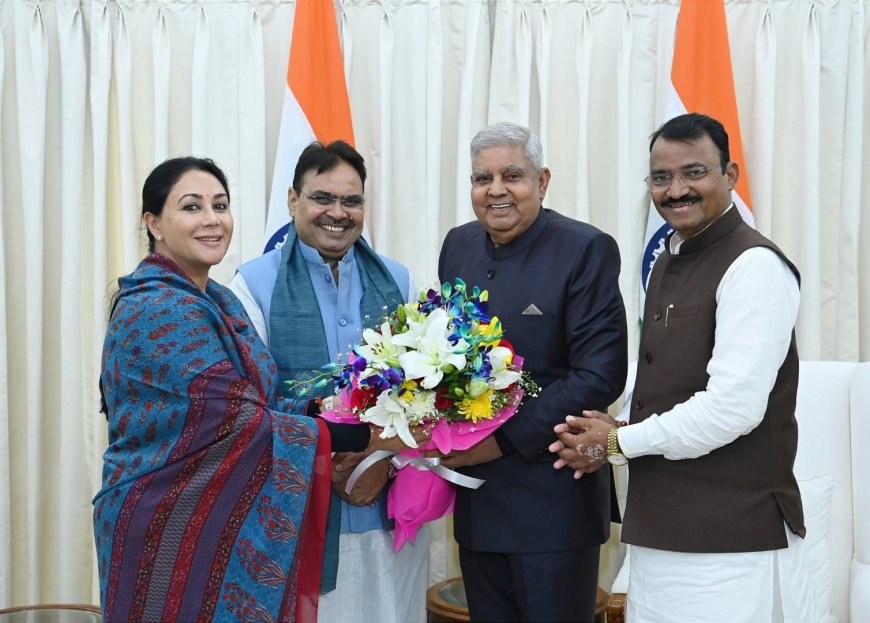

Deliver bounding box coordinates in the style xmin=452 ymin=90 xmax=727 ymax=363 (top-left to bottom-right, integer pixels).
xmin=94 ymin=157 xmax=411 ymax=623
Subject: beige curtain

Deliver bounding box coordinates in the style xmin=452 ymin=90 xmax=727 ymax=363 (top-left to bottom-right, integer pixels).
xmin=1 ymin=0 xmax=867 ymax=607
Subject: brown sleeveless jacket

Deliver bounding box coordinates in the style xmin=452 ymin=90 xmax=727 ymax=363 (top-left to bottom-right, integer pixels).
xmin=622 ymin=207 xmax=805 ymax=552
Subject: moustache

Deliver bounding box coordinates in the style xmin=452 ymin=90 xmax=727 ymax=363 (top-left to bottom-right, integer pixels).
xmin=661 ymin=195 xmax=701 ymax=208
xmin=315 ymin=217 xmax=353 ymax=228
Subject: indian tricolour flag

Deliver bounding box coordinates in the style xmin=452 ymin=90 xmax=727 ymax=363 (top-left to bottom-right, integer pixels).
xmin=263 ymin=0 xmax=356 ymax=252
xmin=639 ymin=0 xmax=754 ymax=312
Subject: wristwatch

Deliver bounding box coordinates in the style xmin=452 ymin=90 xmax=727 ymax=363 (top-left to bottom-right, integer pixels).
xmin=606 ymin=427 xmax=627 ymax=466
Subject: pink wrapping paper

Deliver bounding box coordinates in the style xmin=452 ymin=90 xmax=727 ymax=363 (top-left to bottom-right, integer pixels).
xmin=319 ymin=383 xmax=524 ymax=551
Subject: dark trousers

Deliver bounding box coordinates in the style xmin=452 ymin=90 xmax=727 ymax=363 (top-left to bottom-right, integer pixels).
xmin=458 ymin=544 xmax=601 ymax=623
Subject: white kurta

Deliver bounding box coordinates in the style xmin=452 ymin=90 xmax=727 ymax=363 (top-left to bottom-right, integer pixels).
xmin=317 ymin=526 xmax=430 ymax=623
xmin=616 ymin=211 xmax=816 ymax=622
xmin=627 ymin=525 xmax=815 ymax=623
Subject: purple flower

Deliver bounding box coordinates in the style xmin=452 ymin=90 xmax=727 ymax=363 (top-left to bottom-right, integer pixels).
xmin=352 ymin=356 xmax=368 ymax=374
xmin=361 ymin=367 xmax=404 ymax=392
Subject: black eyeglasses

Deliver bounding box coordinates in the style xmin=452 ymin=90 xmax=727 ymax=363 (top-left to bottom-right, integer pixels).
xmin=301 ymin=191 xmax=366 ymax=209
xmin=645 ymin=162 xmax=728 ymax=191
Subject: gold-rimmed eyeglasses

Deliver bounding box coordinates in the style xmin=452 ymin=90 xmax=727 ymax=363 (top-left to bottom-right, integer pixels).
xmin=645 ymin=162 xmax=728 ymax=192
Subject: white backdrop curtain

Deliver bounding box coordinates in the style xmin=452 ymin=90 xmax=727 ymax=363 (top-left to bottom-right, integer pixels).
xmin=0 ymin=0 xmax=867 ymax=607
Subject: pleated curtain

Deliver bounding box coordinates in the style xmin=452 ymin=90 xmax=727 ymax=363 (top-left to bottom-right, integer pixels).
xmin=0 ymin=0 xmax=867 ymax=606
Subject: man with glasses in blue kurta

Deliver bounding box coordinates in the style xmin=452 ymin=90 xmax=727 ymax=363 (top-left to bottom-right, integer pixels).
xmin=231 ymin=141 xmax=428 ymax=623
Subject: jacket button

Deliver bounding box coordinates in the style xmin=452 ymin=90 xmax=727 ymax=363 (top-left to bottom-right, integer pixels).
xmin=635 ymin=399 xmax=644 ymax=410
xmin=654 ymin=311 xmax=662 ymax=321
xmin=645 ymin=352 xmax=652 ymax=363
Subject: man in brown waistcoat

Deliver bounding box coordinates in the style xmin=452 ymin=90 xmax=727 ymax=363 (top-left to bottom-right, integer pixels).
xmin=549 ymin=113 xmax=817 ymax=622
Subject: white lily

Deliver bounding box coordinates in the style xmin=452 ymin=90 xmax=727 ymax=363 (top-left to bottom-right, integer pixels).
xmin=359 ymin=389 xmax=418 ymax=448
xmin=356 ymin=321 xmax=405 ymax=370
xmin=391 ymin=314 xmax=428 ymax=351
xmin=488 ymin=346 xmax=522 ymax=389
xmin=398 ymin=308 xmax=468 ymax=389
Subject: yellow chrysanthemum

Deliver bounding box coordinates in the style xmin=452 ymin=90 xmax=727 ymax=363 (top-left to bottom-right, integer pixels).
xmin=457 ymin=389 xmax=494 ymax=423
xmin=399 ymin=380 xmax=417 ymax=404
xmin=477 ymin=317 xmax=503 ymax=348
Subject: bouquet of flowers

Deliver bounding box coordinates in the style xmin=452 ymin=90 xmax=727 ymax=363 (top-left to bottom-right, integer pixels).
xmin=290 ymin=279 xmax=537 ymax=549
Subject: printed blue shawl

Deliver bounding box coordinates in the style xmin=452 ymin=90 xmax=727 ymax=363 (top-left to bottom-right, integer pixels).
xmin=94 ymin=254 xmax=331 ymax=623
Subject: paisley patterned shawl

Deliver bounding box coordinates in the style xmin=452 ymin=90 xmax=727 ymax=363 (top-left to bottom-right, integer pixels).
xmin=94 ymin=254 xmax=331 ymax=623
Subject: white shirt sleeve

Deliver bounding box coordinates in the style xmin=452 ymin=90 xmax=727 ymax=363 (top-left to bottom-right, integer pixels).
xmin=618 ymin=246 xmax=800 ymax=460
xmin=614 ymin=395 xmax=631 ymax=423
xmin=228 ymin=272 xmax=270 ymax=348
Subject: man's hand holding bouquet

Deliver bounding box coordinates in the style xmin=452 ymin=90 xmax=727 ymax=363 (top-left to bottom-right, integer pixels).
xmin=289 ymin=279 xmax=537 ymax=549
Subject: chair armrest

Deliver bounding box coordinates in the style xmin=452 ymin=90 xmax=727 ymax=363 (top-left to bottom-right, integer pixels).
xmin=607 ymin=592 xmax=627 ymax=623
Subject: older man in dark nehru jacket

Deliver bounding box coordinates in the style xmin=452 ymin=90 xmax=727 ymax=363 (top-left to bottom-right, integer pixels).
xmin=437 ymin=121 xmax=628 ymax=622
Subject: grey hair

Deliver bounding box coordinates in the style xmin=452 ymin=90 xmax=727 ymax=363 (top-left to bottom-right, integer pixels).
xmin=470 ymin=122 xmax=544 ymax=171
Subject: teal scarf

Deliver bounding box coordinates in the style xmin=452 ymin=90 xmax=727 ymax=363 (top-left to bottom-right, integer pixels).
xmin=269 ymin=222 xmax=404 ymax=592
xmin=270 ymin=223 xmax=404 ymax=396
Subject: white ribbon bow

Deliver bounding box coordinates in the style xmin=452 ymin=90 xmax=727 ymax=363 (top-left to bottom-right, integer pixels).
xmin=344 ymin=449 xmax=485 ymax=494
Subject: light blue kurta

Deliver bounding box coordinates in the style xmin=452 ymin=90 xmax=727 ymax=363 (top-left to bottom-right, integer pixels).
xmin=232 ymin=239 xmax=414 ymax=533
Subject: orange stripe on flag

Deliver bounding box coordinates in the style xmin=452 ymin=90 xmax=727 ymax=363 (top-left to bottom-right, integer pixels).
xmin=671 ymin=0 xmax=751 ymax=211
xmin=288 ymin=0 xmax=355 ymax=146
xmin=262 ymin=0 xmax=355 ymax=250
